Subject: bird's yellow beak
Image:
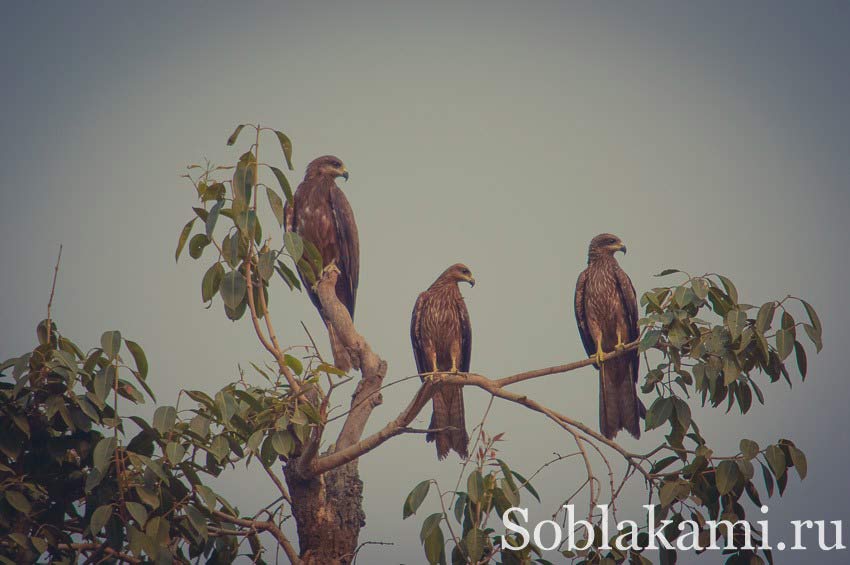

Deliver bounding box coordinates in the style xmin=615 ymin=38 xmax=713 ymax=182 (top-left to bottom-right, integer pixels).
xmin=618 ymin=243 xmax=627 ymax=255
xmin=466 ymin=275 xmax=476 ymax=287
xmin=340 ymin=167 xmax=349 ymax=181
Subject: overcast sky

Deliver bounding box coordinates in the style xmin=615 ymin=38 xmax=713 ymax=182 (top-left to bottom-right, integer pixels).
xmin=2 ymin=1 xmax=849 ymax=562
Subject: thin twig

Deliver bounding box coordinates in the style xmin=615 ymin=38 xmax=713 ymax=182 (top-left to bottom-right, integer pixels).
xmin=46 ymin=244 xmax=63 ymax=344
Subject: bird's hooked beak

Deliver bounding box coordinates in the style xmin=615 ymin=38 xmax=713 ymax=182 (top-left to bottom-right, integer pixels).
xmin=340 ymin=167 xmax=349 ymax=181
xmin=618 ymin=243 xmax=627 ymax=255
xmin=466 ymin=275 xmax=476 ymax=287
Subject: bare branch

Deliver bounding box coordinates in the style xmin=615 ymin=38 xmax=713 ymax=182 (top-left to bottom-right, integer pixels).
xmin=211 ymin=509 xmax=301 ymax=565
xmin=46 ymin=244 xmax=63 ymax=343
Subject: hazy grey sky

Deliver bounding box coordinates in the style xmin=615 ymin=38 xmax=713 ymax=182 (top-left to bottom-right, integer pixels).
xmin=2 ymin=2 xmax=849 ymax=562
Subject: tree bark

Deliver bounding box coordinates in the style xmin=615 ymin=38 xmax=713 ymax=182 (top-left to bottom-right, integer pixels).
xmin=284 ymin=460 xmax=364 ymax=565
xmin=283 ymin=264 xmax=386 ymax=563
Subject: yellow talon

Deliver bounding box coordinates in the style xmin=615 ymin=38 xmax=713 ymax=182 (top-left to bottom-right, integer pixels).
xmin=615 ymin=331 xmax=625 ymax=351
xmin=595 ymin=338 xmax=605 ymax=366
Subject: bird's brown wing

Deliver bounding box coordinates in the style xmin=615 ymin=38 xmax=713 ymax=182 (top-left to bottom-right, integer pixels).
xmin=458 ymin=297 xmax=472 ymax=373
xmin=614 ymin=267 xmax=639 ymax=345
xmin=410 ymin=292 xmax=430 ymax=377
xmin=329 ymin=186 xmax=360 ymax=318
xmin=613 ymin=265 xmax=644 ymax=424
xmin=574 ymin=269 xmax=596 ymax=358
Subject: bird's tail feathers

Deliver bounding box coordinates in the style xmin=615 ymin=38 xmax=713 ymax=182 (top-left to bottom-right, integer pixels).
xmin=428 ymin=385 xmax=469 ymax=460
xmin=599 ymin=356 xmax=642 ymax=440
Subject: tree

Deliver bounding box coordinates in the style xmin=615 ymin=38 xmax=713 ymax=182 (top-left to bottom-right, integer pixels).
xmin=0 ymin=124 xmax=821 ymax=564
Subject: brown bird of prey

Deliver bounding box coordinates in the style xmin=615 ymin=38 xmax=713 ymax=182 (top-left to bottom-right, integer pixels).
xmin=284 ymin=155 xmax=359 ymax=371
xmin=410 ymin=263 xmax=475 ymax=459
xmin=574 ymin=233 xmax=643 ymax=439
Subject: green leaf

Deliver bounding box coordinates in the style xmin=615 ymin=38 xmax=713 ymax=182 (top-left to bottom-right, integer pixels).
xmin=403 ymin=480 xmax=431 ymax=518
xmin=659 ymin=481 xmax=678 ymax=507
xmin=672 ymin=397 xmax=691 ymax=429
xmin=30 ymin=537 xmax=47 ymax=555
xmin=166 ymin=442 xmax=186 ymax=463
xmin=775 ymin=329 xmax=793 ymax=360
xmin=740 ymin=439 xmax=760 ymax=460
xmin=101 ymin=330 xmax=122 ymax=359
xmin=639 ymin=330 xmax=661 ymax=353
xmin=5 ymin=491 xmax=31 ymax=515
xmin=273 ymin=130 xmax=294 ymax=170
xmin=716 ymin=460 xmax=739 ymax=495
xmin=205 ymin=199 xmax=223 ymax=238
xmin=94 ymin=437 xmax=117 ymax=472
xmin=467 ymin=469 xmax=484 ymax=504
xmin=270 ymin=165 xmax=294 ymax=203
xmin=233 ymin=151 xmax=257 ymax=203
xmin=655 ymin=269 xmax=680 ymax=277
xmin=801 ymin=299 xmax=821 ymax=332
xmin=423 ymin=520 xmax=445 ymax=565
xmin=737 ymin=458 xmax=755 ymax=481
xmin=203 ymin=182 xmax=226 ymax=201
xmin=511 ymin=470 xmax=540 ymax=502
xmin=222 ymin=233 xmax=240 ymax=268
xmin=85 ymin=468 xmax=104 ymax=493
xmin=789 ymin=446 xmax=807 ymax=480
xmin=794 ymin=341 xmax=808 ymax=380
xmin=725 ymin=310 xmax=746 ymax=341
xmin=210 ymin=435 xmax=230 ymax=462
xmin=284 ymin=232 xmax=304 ymax=263
xmin=153 ymin=406 xmax=177 ymax=435
xmin=691 ymin=278 xmax=709 ymax=300
xmin=284 ymin=354 xmax=303 ymax=375
xmin=202 ymin=263 xmax=225 ymax=303
xmin=804 ymin=323 xmax=823 ymax=353
xmin=464 ymin=528 xmax=486 ymax=562
xmin=215 ymin=391 xmax=238 ymax=424
xmin=226 ymin=124 xmax=246 ymax=146
xmin=126 ymin=501 xmax=148 ymax=526
xmin=271 ymin=431 xmax=294 ymax=456
xmin=90 ymin=504 xmax=112 ymax=534
xmin=645 ymin=397 xmax=673 ymax=431
xmin=196 ymin=485 xmax=216 ymax=510
xmin=651 ymin=456 xmax=679 ymax=474
xmin=7 ymin=533 xmax=30 ymax=551
xmin=718 ymin=275 xmax=739 ymax=303
xmin=760 ymin=462 xmax=774 ymax=497
xmin=420 ymin=512 xmax=443 ymax=543
xmin=175 ymin=218 xmax=196 ymax=262
xmin=186 ymin=505 xmax=208 ymax=540
xmin=276 ymin=260 xmax=302 ymax=291
xmin=723 ymin=355 xmax=739 ymax=386
xmin=125 ymin=339 xmax=148 ymax=380
xmin=266 ymin=186 xmax=285 ymax=227
xmin=756 ymin=302 xmax=776 ymax=333
xmin=765 ymin=445 xmax=786 ymax=479
xmin=220 ymin=270 xmax=247 ymax=310
xmin=189 ymin=233 xmax=211 ymax=259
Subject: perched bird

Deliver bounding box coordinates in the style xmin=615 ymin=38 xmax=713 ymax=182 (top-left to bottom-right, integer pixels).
xmin=574 ymin=233 xmax=643 ymax=439
xmin=284 ymin=155 xmax=359 ymax=371
xmin=410 ymin=264 xmax=475 ymax=459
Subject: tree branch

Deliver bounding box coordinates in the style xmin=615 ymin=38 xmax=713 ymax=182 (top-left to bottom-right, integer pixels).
xmin=211 ymin=509 xmax=301 ymax=565
xmin=57 ymin=543 xmax=140 ymax=564
xmin=46 ymin=244 xmax=62 ymax=344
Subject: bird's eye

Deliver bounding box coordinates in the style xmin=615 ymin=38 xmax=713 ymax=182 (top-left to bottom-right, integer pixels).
xmin=462 ymin=269 xmax=470 ymax=275
xmin=332 ymin=161 xmax=341 ymax=168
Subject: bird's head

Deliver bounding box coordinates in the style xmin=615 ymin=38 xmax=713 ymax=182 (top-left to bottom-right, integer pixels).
xmin=588 ymin=233 xmax=627 ymax=261
xmin=306 ymin=155 xmax=349 ymax=182
xmin=442 ymin=263 xmax=476 ymax=287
